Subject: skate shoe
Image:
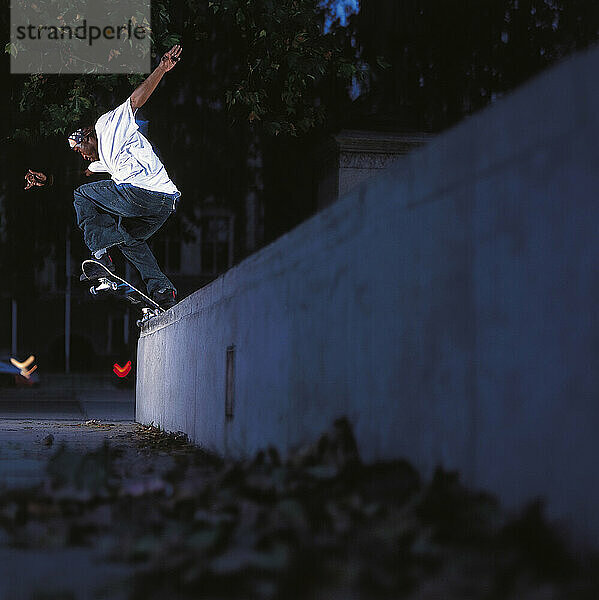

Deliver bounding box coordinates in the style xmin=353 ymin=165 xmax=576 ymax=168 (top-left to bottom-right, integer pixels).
xmin=80 ymin=251 xmax=116 ymax=281
xmin=152 ymin=288 xmax=177 ymax=310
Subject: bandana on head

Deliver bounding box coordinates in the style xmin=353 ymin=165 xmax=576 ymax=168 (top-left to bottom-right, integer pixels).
xmin=67 ymin=129 xmax=85 ymax=149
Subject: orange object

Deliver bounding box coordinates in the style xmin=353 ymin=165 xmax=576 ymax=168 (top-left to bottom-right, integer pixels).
xmin=10 ymin=355 xmax=35 ymax=370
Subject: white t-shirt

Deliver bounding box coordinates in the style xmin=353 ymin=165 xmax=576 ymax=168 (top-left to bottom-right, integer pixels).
xmin=87 ymin=98 xmax=179 ymax=195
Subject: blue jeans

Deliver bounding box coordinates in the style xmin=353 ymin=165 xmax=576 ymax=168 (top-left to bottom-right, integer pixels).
xmin=73 ymin=180 xmax=178 ymax=296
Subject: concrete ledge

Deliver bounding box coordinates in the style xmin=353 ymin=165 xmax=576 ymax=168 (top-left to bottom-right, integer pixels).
xmin=138 ymin=46 xmax=599 ymax=544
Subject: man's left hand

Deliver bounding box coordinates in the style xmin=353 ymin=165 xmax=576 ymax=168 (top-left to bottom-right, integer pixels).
xmin=24 ymin=169 xmax=48 ymax=190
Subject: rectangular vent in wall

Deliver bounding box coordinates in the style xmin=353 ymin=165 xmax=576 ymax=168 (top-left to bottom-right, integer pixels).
xmin=225 ymin=345 xmax=235 ymax=420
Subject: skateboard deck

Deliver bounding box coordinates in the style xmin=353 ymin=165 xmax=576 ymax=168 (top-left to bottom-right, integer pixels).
xmin=81 ymin=260 xmax=164 ymax=327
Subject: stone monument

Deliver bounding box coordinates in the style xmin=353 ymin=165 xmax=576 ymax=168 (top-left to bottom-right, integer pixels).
xmin=315 ymin=129 xmax=431 ymax=209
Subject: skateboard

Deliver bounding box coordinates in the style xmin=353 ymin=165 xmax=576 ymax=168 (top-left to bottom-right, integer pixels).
xmin=81 ymin=260 xmax=164 ymax=327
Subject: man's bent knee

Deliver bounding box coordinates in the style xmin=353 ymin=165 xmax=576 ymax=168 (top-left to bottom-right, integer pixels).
xmin=73 ymin=187 xmax=86 ymax=214
xmin=73 ymin=185 xmax=87 ymax=203
xmin=73 ymin=186 xmax=97 ymax=228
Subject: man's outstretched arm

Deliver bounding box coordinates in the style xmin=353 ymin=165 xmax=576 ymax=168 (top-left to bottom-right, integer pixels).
xmin=130 ymin=44 xmax=182 ymax=112
xmin=24 ymin=167 xmax=98 ymax=190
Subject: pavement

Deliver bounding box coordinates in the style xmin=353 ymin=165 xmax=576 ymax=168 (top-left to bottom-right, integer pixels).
xmin=0 ymin=374 xmax=140 ymax=598
xmin=0 ymin=393 xmax=596 ymax=600
xmin=0 ymin=419 xmax=141 ymax=600
xmin=0 ymin=419 xmax=138 ymax=490
xmin=0 ymin=373 xmax=135 ymax=421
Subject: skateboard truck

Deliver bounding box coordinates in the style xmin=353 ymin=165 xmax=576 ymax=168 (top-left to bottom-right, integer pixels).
xmin=136 ymin=307 xmax=162 ymax=327
xmin=90 ymin=277 xmax=118 ymax=295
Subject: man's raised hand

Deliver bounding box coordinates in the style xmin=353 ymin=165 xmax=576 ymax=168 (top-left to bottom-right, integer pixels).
xmin=159 ymin=45 xmax=182 ymax=73
xmin=24 ymin=169 xmax=48 ymax=190
xmin=130 ymin=44 xmax=182 ymax=110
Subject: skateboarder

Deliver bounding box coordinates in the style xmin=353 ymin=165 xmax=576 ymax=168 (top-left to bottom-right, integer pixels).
xmin=24 ymin=45 xmax=183 ymax=310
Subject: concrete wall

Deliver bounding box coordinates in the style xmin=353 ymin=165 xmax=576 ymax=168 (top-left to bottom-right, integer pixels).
xmin=137 ymin=46 xmax=599 ymax=544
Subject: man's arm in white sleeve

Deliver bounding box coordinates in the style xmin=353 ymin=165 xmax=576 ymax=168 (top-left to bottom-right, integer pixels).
xmin=129 ymin=44 xmax=182 ymax=112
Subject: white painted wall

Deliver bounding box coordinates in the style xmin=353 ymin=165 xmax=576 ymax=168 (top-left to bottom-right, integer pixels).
xmin=138 ymin=46 xmax=599 ymax=545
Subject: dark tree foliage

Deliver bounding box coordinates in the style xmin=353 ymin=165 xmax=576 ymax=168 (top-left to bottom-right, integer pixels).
xmin=261 ymin=0 xmax=599 ymax=241
xmin=206 ymin=0 xmax=361 ymax=136
xmin=5 ymin=0 xmax=358 ymax=139
xmin=352 ymin=0 xmax=599 ymax=131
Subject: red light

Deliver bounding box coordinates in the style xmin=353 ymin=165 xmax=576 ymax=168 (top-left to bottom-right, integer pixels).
xmin=113 ymin=361 xmax=132 ymax=378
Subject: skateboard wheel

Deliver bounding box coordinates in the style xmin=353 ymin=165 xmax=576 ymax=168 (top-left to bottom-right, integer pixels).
xmin=90 ymin=286 xmax=98 ymax=296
